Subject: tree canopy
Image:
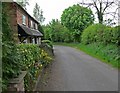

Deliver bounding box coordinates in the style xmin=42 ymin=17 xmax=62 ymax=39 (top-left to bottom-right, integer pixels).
xmin=61 ymin=4 xmax=94 ymax=42
xmin=43 ymin=19 xmax=72 ymax=42
xmin=61 ymin=4 xmax=94 ymax=31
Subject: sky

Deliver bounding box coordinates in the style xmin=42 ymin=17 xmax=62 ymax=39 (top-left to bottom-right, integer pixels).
xmin=24 ymin=0 xmax=118 ymax=25
xmin=26 ymin=0 xmax=81 ymax=25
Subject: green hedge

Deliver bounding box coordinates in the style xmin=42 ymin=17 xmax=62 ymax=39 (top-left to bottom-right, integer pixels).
xmin=79 ymin=43 xmax=120 ymax=68
xmin=17 ymin=44 xmax=40 ymax=71
xmin=2 ymin=6 xmax=21 ymax=90
xmin=17 ymin=44 xmax=53 ymax=90
xmin=81 ymin=24 xmax=120 ymax=45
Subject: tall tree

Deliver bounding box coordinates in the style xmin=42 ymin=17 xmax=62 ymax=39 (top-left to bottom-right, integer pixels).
xmin=33 ymin=3 xmax=45 ymax=24
xmin=79 ymin=0 xmax=119 ymax=24
xmin=61 ymin=4 xmax=94 ymax=42
xmin=16 ymin=0 xmax=29 ymax=10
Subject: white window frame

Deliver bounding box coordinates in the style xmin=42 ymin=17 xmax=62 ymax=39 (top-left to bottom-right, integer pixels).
xmin=32 ymin=38 xmax=35 ymax=44
xmin=39 ymin=38 xmax=41 ymax=45
xmin=23 ymin=39 xmax=27 ymax=43
xmin=22 ymin=15 xmax=26 ymax=25
xmin=35 ymin=24 xmax=38 ymax=30
xmin=31 ymin=21 xmax=33 ymax=28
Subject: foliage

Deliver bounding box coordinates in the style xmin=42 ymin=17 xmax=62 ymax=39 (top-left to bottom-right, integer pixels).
xmin=33 ymin=3 xmax=45 ymax=24
xmin=16 ymin=0 xmax=29 ymax=10
xmin=81 ymin=24 xmax=120 ymax=45
xmin=40 ymin=49 xmax=53 ymax=67
xmin=43 ymin=19 xmax=72 ymax=42
xmin=2 ymin=4 xmax=21 ymax=90
xmin=17 ymin=44 xmax=40 ymax=70
xmin=2 ymin=2 xmax=52 ymax=91
xmin=61 ymin=4 xmax=94 ymax=42
xmin=17 ymin=44 xmax=41 ymax=90
xmin=79 ymin=43 xmax=120 ymax=68
xmin=17 ymin=44 xmax=53 ymax=90
xmin=42 ymin=40 xmax=53 ymax=48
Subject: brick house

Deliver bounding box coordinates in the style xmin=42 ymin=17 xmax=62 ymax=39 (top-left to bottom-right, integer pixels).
xmin=3 ymin=2 xmax=43 ymax=44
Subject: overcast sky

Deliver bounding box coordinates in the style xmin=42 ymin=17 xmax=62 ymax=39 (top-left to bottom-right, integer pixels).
xmin=26 ymin=0 xmax=82 ymax=24
xmin=25 ymin=0 xmax=118 ymax=25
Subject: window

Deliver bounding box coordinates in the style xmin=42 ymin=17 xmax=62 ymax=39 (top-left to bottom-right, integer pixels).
xmin=23 ymin=39 xmax=27 ymax=43
xmin=31 ymin=21 xmax=33 ymax=28
xmin=22 ymin=15 xmax=26 ymax=25
xmin=32 ymin=38 xmax=35 ymax=44
xmin=33 ymin=23 xmax=36 ymax=29
xmin=35 ymin=24 xmax=38 ymax=29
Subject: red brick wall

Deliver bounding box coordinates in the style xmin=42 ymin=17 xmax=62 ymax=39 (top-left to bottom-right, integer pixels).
xmin=17 ymin=7 xmax=28 ymax=26
xmin=17 ymin=10 xmax=22 ymax=25
xmin=3 ymin=2 xmax=19 ymax=43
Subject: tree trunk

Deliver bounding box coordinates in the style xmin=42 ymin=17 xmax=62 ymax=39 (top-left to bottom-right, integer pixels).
xmin=98 ymin=12 xmax=103 ymax=24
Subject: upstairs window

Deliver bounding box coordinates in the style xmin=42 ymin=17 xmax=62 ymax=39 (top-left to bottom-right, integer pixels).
xmin=22 ymin=15 xmax=26 ymax=25
xmin=35 ymin=24 xmax=38 ymax=29
xmin=33 ymin=23 xmax=36 ymax=29
xmin=31 ymin=21 xmax=33 ymax=28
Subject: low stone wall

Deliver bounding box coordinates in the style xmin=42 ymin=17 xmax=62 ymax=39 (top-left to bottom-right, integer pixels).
xmin=7 ymin=71 xmax=27 ymax=92
xmin=40 ymin=43 xmax=54 ymax=57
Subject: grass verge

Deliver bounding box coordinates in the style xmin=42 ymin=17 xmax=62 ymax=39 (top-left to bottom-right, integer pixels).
xmin=54 ymin=42 xmax=120 ymax=69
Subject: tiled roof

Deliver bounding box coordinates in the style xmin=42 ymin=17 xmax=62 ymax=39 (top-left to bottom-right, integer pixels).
xmin=18 ymin=24 xmax=43 ymax=37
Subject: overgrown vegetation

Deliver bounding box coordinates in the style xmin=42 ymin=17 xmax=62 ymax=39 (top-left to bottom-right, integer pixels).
xmin=80 ymin=24 xmax=120 ymax=68
xmin=81 ymin=24 xmax=120 ymax=45
xmin=43 ymin=19 xmax=72 ymax=42
xmin=2 ymin=4 xmax=21 ymax=90
xmin=17 ymin=44 xmax=53 ymax=90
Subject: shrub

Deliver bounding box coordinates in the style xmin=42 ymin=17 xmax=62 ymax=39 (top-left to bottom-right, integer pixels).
xmin=42 ymin=40 xmax=53 ymax=49
xmin=80 ymin=43 xmax=120 ymax=68
xmin=81 ymin=24 xmax=119 ymax=45
xmin=2 ymin=6 xmax=21 ymax=90
xmin=17 ymin=44 xmax=53 ymax=90
xmin=17 ymin=44 xmax=40 ymax=70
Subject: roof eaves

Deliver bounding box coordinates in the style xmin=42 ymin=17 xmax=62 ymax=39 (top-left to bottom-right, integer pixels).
xmin=14 ymin=2 xmax=39 ymax=24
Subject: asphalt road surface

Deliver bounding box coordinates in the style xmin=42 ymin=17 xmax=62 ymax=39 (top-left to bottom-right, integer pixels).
xmin=36 ymin=45 xmax=118 ymax=91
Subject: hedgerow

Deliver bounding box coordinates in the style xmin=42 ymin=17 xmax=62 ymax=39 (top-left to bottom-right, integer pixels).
xmin=81 ymin=24 xmax=120 ymax=45
xmin=17 ymin=44 xmax=53 ymax=90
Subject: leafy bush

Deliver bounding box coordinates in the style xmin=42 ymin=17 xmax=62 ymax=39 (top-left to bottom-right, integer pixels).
xmin=42 ymin=40 xmax=53 ymax=48
xmin=2 ymin=5 xmax=21 ymax=90
xmin=17 ymin=44 xmax=40 ymax=71
xmin=17 ymin=44 xmax=53 ymax=90
xmin=43 ymin=19 xmax=74 ymax=43
xmin=81 ymin=24 xmax=119 ymax=45
xmin=79 ymin=43 xmax=120 ymax=68
xmin=40 ymin=49 xmax=53 ymax=67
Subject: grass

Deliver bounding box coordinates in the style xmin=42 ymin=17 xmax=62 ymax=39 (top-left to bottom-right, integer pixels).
xmin=54 ymin=42 xmax=120 ymax=69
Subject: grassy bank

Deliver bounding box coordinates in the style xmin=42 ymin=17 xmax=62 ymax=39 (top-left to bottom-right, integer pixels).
xmin=54 ymin=42 xmax=120 ymax=69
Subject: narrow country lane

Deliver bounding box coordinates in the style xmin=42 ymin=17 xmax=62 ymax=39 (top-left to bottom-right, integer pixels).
xmin=36 ymin=45 xmax=118 ymax=91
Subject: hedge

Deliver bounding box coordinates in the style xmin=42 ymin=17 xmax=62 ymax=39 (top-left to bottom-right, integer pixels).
xmin=17 ymin=44 xmax=53 ymax=90
xmin=81 ymin=24 xmax=120 ymax=45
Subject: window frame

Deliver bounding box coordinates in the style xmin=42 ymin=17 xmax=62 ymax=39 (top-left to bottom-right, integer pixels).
xmin=22 ymin=15 xmax=26 ymax=25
